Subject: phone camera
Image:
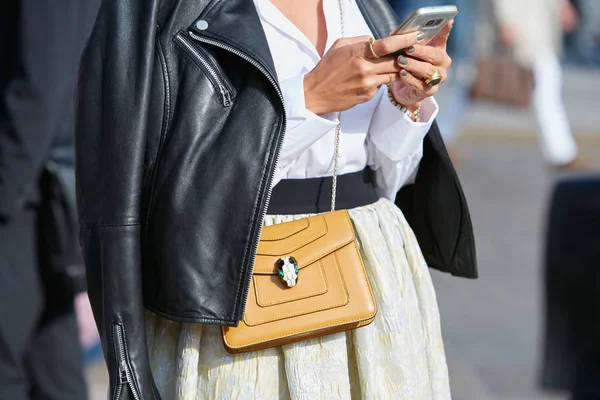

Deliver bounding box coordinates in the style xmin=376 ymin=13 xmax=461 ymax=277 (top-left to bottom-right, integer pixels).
xmin=425 ymin=19 xmax=443 ymax=27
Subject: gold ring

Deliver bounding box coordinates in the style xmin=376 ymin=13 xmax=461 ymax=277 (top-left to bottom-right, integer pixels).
xmin=368 ymin=37 xmax=381 ymax=59
xmin=386 ymin=73 xmax=394 ymax=87
xmin=424 ymin=67 xmax=442 ymax=87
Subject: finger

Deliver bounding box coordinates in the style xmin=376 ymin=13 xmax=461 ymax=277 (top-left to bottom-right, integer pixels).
xmin=403 ymin=45 xmax=450 ymax=67
xmin=399 ymin=69 xmax=432 ymax=92
xmin=433 ymin=20 xmax=453 ymax=49
xmin=373 ymin=72 xmax=399 ymax=88
xmin=368 ymin=32 xmax=419 ymax=59
xmin=370 ymin=57 xmax=401 ymax=74
xmin=397 ymin=55 xmax=447 ymax=82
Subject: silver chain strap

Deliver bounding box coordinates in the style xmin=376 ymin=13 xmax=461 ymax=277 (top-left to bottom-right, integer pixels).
xmin=331 ymin=0 xmax=344 ymax=211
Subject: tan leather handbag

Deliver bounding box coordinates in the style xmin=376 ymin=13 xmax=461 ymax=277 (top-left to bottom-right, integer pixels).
xmin=222 ymin=1 xmax=376 ymax=351
xmin=221 ymin=209 xmax=377 ymax=354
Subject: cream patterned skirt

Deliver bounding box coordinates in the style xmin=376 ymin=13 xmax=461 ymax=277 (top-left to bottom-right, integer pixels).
xmin=145 ymin=199 xmax=451 ymax=399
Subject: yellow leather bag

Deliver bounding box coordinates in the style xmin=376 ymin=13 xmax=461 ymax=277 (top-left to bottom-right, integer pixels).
xmin=222 ymin=209 xmax=377 ymax=353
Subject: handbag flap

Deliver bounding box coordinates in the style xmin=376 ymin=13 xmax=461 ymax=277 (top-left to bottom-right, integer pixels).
xmin=260 ymin=218 xmax=309 ymax=241
xmin=254 ymin=210 xmax=355 ymax=275
xmin=245 ymin=252 xmax=349 ymax=326
xmin=253 ymin=260 xmax=328 ymax=307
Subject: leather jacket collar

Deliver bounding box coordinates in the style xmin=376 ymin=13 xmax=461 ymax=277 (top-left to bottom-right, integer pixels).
xmin=192 ymin=0 xmax=279 ymax=80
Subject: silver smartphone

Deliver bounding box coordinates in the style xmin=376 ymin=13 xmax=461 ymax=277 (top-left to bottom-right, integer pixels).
xmin=392 ymin=5 xmax=458 ymax=45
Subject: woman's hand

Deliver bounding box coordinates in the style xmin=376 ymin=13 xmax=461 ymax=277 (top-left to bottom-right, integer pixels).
xmin=304 ymin=32 xmax=420 ymax=115
xmin=390 ymin=21 xmax=454 ymax=111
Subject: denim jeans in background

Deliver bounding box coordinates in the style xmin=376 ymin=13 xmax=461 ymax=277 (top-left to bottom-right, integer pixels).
xmin=387 ymin=0 xmax=476 ymax=144
xmin=574 ymin=0 xmax=600 ymax=66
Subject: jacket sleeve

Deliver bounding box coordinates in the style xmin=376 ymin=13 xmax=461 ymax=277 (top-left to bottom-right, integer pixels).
xmin=395 ymin=122 xmax=478 ymax=279
xmin=75 ymin=0 xmax=162 ymax=399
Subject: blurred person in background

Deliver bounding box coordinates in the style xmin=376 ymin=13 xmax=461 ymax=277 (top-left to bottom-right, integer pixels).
xmin=542 ymin=175 xmax=600 ymax=400
xmin=0 ymin=1 xmax=100 ymax=399
xmin=493 ymin=0 xmax=586 ymax=170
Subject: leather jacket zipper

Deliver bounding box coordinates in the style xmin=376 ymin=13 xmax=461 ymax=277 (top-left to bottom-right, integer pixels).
xmin=188 ymin=30 xmax=287 ymax=318
xmin=175 ymin=33 xmax=234 ymax=107
xmin=112 ymin=325 xmax=141 ymax=400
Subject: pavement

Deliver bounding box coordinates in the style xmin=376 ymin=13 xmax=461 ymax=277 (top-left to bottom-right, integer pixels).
xmin=84 ymin=66 xmax=600 ymax=400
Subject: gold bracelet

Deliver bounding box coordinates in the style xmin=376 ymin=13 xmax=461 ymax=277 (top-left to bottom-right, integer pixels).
xmin=387 ymin=88 xmax=422 ymax=122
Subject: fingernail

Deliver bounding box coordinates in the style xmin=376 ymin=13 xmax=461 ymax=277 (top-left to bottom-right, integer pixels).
xmin=407 ymin=46 xmax=416 ymax=54
xmin=416 ymin=32 xmax=426 ymax=42
xmin=398 ymin=56 xmax=408 ymax=66
xmin=401 ymin=70 xmax=408 ymax=77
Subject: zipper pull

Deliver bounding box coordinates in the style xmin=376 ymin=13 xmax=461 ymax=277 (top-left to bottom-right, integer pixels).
xmin=220 ymin=86 xmax=233 ymax=107
xmin=118 ymin=361 xmax=130 ymax=385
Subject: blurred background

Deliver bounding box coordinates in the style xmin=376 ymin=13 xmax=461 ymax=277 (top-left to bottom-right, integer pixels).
xmin=2 ymin=0 xmax=599 ymax=399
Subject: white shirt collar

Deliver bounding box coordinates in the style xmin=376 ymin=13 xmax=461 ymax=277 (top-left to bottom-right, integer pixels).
xmin=253 ymin=0 xmax=347 ymax=60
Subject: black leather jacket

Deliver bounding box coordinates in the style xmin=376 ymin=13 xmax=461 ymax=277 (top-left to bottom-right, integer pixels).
xmin=75 ymin=0 xmax=477 ymax=398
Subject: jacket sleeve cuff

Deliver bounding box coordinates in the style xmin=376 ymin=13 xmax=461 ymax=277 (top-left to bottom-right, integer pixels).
xmin=369 ymin=95 xmax=439 ymax=162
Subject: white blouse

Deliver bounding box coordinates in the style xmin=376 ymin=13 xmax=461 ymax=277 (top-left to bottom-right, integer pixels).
xmin=254 ymin=0 xmax=439 ymax=200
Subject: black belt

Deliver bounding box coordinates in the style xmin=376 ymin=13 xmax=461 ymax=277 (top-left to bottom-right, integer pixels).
xmin=267 ymin=169 xmax=379 ymax=215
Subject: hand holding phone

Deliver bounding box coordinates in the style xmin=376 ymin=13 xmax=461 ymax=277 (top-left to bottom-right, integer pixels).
xmin=386 ymin=7 xmax=455 ymax=110
xmin=302 ymin=6 xmax=456 ymax=115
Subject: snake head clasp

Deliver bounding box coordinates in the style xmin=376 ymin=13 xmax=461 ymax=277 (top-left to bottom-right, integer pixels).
xmin=277 ymin=256 xmax=299 ymax=288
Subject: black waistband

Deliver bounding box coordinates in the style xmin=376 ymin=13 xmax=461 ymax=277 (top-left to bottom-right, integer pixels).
xmin=267 ymin=169 xmax=379 ymax=215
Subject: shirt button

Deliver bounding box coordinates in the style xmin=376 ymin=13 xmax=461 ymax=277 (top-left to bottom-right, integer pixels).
xmin=195 ymin=20 xmax=209 ymax=30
